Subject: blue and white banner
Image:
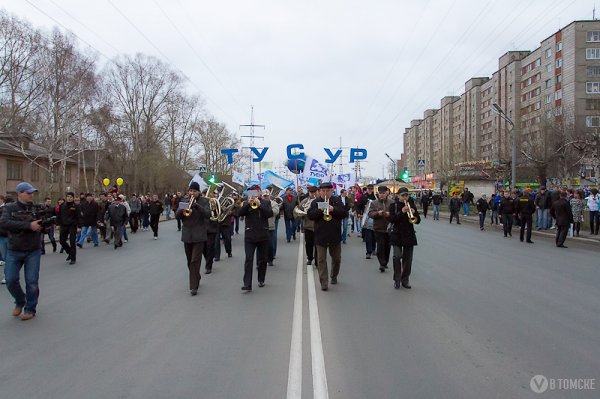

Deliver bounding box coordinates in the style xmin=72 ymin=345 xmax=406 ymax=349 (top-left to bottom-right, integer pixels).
xmin=232 ymin=171 xmax=246 ymax=186
xmin=333 ymin=172 xmax=356 ymax=194
xmin=189 ymin=174 xmax=208 ymax=191
xmin=263 ymin=170 xmax=294 ymax=189
xmin=303 ymin=156 xmax=330 ymax=181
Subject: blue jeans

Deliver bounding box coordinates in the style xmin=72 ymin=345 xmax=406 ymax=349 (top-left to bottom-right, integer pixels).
xmin=479 ymin=212 xmax=486 ymax=229
xmin=121 ymin=225 xmax=129 ymax=241
xmin=536 ymin=208 xmax=548 ymax=229
xmin=462 ymin=203 xmax=470 ymax=216
xmin=432 ymin=204 xmax=440 ymax=220
xmin=272 ymin=217 xmax=279 ymax=257
xmin=0 ymin=235 xmax=8 ymax=261
xmin=165 ymin=205 xmax=171 ymax=220
xmin=78 ymin=226 xmax=99 ymax=246
xmin=284 ymin=218 xmax=296 ymax=241
xmin=341 ymin=217 xmax=349 ymax=242
xmin=363 ymin=228 xmax=376 ymax=255
xmin=354 ymin=215 xmax=362 ymax=234
xmin=4 ymin=249 xmax=41 ymax=314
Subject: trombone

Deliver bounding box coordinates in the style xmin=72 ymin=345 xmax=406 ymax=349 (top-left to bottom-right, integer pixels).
xmin=182 ymin=195 xmax=196 ymax=217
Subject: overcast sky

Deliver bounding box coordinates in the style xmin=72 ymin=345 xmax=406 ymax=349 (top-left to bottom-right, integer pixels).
xmin=1 ymin=0 xmax=595 ymax=178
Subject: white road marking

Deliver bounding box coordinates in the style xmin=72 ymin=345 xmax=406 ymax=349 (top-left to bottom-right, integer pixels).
xmin=286 ymin=234 xmax=304 ymax=399
xmin=306 ymin=242 xmax=330 ymax=399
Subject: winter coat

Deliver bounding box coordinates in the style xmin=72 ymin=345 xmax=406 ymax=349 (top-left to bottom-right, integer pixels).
xmin=569 ymin=198 xmax=585 ymax=222
xmin=149 ymin=200 xmax=164 ymax=216
xmin=176 ymin=196 xmax=211 ymax=243
xmin=476 ymin=198 xmax=489 ymax=213
xmin=128 ymin=198 xmax=141 ymax=213
xmin=267 ymin=200 xmax=280 ymax=231
xmin=80 ymin=200 xmax=101 ymax=227
xmin=515 ymin=196 xmax=536 ymax=217
xmin=550 ymin=198 xmax=573 ymax=226
xmin=57 ymin=201 xmax=82 ymax=227
xmin=432 ymin=194 xmax=442 ymax=205
xmin=584 ymin=194 xmax=599 ymax=212
xmin=368 ymin=198 xmax=395 ymax=233
xmin=238 ymin=198 xmax=273 ymax=242
xmin=0 ymin=201 xmax=43 ymax=251
xmin=107 ymin=203 xmax=128 ymax=226
xmin=499 ymin=197 xmax=516 ymax=215
xmin=307 ymin=195 xmax=348 ymax=246
xmin=534 ymin=191 xmax=552 ymax=209
xmin=282 ymin=195 xmax=297 ymax=219
xmin=449 ymin=197 xmax=461 ymax=212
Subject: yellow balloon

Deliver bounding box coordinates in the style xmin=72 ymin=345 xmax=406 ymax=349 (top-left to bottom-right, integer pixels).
xmin=103 ymin=178 xmax=110 ymax=187
xmin=116 ymin=177 xmax=124 ymax=186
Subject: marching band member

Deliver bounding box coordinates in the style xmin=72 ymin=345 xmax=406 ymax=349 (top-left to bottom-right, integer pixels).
xmin=368 ymin=186 xmax=394 ymax=273
xmin=388 ymin=187 xmax=420 ymax=289
xmin=175 ymin=182 xmax=211 ymax=296
xmin=264 ymin=189 xmax=280 ymax=266
xmin=307 ymin=182 xmax=348 ymax=291
xmin=300 ymin=186 xmax=318 ymax=266
xmin=238 ymin=185 xmax=273 ymax=291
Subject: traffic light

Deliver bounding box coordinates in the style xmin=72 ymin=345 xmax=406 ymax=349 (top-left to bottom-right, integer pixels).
xmin=401 ymin=168 xmax=409 ymax=180
xmin=208 ymin=174 xmax=217 ymax=184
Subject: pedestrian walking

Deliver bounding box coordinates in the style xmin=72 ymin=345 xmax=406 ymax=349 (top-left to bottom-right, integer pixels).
xmin=550 ymin=190 xmax=573 ymax=248
xmin=584 ymin=188 xmax=599 ymax=235
xmin=499 ymin=190 xmax=515 ymax=237
xmin=475 ymin=194 xmax=489 ymax=230
xmin=388 ymin=187 xmax=420 ymax=289
xmin=149 ymin=194 xmax=163 ymax=240
xmin=368 ymin=186 xmax=393 ymax=273
xmin=461 ymin=187 xmax=474 ymax=216
xmin=570 ymin=190 xmax=585 ymax=237
xmin=77 ymin=193 xmax=101 ymax=248
xmin=420 ymin=194 xmax=430 ymax=218
xmin=58 ymin=192 xmax=82 ymax=264
xmin=515 ymin=188 xmax=535 ymax=243
xmin=449 ymin=191 xmax=461 ymax=224
xmin=106 ymin=196 xmax=128 ymax=249
xmin=431 ymin=191 xmax=442 ymax=220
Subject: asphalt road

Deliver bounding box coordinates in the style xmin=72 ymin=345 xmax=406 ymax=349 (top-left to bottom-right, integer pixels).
xmin=1 ymin=217 xmax=598 ymax=399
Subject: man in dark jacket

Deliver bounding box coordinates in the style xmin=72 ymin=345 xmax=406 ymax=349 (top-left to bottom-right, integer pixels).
xmin=476 ymin=194 xmax=489 ymax=230
xmin=58 ymin=192 xmax=82 ymax=264
xmin=0 ymin=182 xmax=44 ymax=320
xmin=388 ymin=187 xmax=420 ymax=289
xmin=238 ymin=185 xmax=273 ymax=291
xmin=534 ymin=186 xmax=552 ymax=230
xmin=461 ymin=187 xmax=474 ymax=216
xmin=420 ymin=194 xmax=430 ymax=218
xmin=355 ymin=184 xmax=376 ymax=258
xmin=550 ymin=190 xmax=573 ymax=248
xmin=128 ymin=194 xmax=141 ymax=233
xmin=307 ymin=182 xmax=348 ymax=291
xmin=499 ymin=190 xmax=516 ymax=237
xmin=149 ymin=194 xmax=164 ymax=240
xmin=107 ymin=196 xmax=128 ymax=249
xmin=449 ymin=191 xmax=461 ymax=224
xmin=282 ymin=188 xmax=297 ymax=242
xmin=431 ymin=191 xmax=442 ymax=220
xmin=516 ymin=188 xmax=536 ymax=243
xmin=176 ymin=182 xmax=211 ymax=295
xmin=368 ymin=186 xmax=394 ymax=272
xmin=77 ymin=193 xmax=101 ymax=248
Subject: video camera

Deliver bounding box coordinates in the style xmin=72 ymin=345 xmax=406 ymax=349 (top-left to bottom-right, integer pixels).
xmin=13 ymin=204 xmax=57 ymax=229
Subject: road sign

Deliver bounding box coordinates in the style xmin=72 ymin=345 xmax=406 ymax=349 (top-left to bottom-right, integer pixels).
xmin=417 ymin=159 xmax=425 ymax=166
xmin=198 ymin=166 xmax=207 ymax=173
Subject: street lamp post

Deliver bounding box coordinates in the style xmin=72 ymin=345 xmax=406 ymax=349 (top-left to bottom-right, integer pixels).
xmin=384 ymin=153 xmax=397 ymax=179
xmin=491 ymin=103 xmax=517 ymax=190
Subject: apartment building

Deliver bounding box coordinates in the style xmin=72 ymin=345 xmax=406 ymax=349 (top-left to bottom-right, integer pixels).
xmin=403 ymin=20 xmax=600 ymax=186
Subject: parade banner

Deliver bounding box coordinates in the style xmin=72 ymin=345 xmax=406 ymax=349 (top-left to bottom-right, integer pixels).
xmin=232 ymin=171 xmax=246 ymax=186
xmin=189 ymin=173 xmax=208 ymax=191
xmin=263 ymin=170 xmax=293 ymax=189
xmin=333 ymin=172 xmax=356 ymax=194
xmin=303 ymin=156 xmax=330 ymax=181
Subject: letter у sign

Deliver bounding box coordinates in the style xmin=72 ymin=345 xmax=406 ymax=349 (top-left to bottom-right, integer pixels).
xmin=221 ymin=144 xmax=368 ymax=164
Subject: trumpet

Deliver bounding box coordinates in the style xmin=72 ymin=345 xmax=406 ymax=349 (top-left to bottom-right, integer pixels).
xmin=403 ymin=200 xmax=418 ymax=224
xmin=249 ymin=198 xmax=260 ymax=209
xmin=323 ymin=196 xmax=332 ymax=222
xmin=182 ymin=195 xmax=196 ymax=217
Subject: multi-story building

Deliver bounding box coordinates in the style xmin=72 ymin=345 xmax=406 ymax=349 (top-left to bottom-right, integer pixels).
xmin=403 ymin=20 xmax=600 ymax=186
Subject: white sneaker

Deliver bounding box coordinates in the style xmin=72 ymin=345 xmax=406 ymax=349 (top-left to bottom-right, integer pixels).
xmin=0 ymin=260 xmax=5 ymax=266
xmin=1 ymin=278 xmax=5 ymax=284
xmin=124 ymin=240 xmax=128 ymax=243
xmin=153 ymin=237 xmax=158 ymax=240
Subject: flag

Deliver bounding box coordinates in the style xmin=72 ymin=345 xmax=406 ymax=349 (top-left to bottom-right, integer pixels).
xmin=303 ymin=156 xmax=330 ymax=181
xmin=232 ymin=171 xmax=246 ymax=186
xmin=263 ymin=170 xmax=293 ymax=189
xmin=189 ymin=173 xmax=208 ymax=191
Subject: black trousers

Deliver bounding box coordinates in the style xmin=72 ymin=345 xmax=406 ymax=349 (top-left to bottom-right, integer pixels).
xmin=392 ymin=245 xmax=414 ymax=283
xmin=215 ymin=224 xmax=232 ymax=259
xmin=502 ymin=214 xmax=513 ymax=236
xmin=234 ymin=216 xmax=240 ymax=234
xmin=59 ymin=225 xmax=77 ymax=261
xmin=556 ymin=225 xmax=569 ymax=246
xmin=112 ymin=223 xmax=124 ymax=247
xmin=203 ymin=232 xmax=217 ymax=271
xmin=304 ymin=229 xmax=317 ymax=262
xmin=243 ymin=240 xmax=269 ymax=288
xmin=267 ymin=230 xmax=274 ymax=262
xmin=129 ymin=212 xmax=139 ymax=233
xmin=374 ymin=231 xmax=391 ymax=267
xmin=150 ymin=214 xmax=160 ymax=237
xmin=520 ymin=215 xmax=532 ymax=242
xmin=449 ymin=211 xmax=460 ymax=223
xmin=422 ymin=205 xmax=428 ymax=218
xmin=184 ymin=242 xmax=205 ymax=290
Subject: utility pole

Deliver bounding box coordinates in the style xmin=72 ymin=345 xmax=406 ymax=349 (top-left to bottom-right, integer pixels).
xmin=491 ymin=103 xmax=517 ymax=190
xmin=240 ymin=106 xmax=265 ymax=181
xmin=330 ymin=136 xmax=349 ymax=175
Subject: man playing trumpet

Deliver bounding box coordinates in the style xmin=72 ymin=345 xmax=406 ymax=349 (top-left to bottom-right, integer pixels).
xmin=176 ymin=182 xmax=211 ymax=296
xmin=388 ymin=187 xmax=420 ymax=289
xmin=307 ymin=182 xmax=348 ymax=291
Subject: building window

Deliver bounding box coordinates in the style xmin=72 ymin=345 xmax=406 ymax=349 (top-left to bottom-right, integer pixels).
xmin=554 ymin=107 xmax=562 ymax=116
xmin=555 ymin=75 xmax=562 ymax=84
xmin=586 ymin=116 xmax=600 ymax=127
xmin=587 ymin=48 xmax=600 ymax=59
xmin=65 ymin=167 xmax=71 ymax=183
xmin=30 ymin=164 xmax=39 ymax=181
xmin=6 ymin=160 xmax=23 ymax=180
xmin=546 ymin=64 xmax=552 ymax=73
xmin=554 ymin=90 xmax=562 ymax=100
xmin=545 ymin=79 xmax=552 ymax=89
xmin=588 ymin=31 xmax=600 ymax=42
xmin=535 ymin=58 xmax=541 ymax=67
xmin=545 ymin=48 xmax=552 ymax=58
xmin=534 ymin=101 xmax=541 ymax=110
xmin=556 ymin=42 xmax=562 ymax=52
xmin=545 ymin=94 xmax=552 ymax=104
xmin=587 ymin=66 xmax=600 ymax=76
xmin=555 ymin=59 xmax=562 ymax=68
xmin=587 ymin=82 xmax=600 ymax=93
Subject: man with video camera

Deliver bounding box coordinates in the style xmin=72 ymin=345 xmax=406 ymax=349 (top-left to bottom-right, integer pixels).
xmin=0 ymin=182 xmax=49 ymax=321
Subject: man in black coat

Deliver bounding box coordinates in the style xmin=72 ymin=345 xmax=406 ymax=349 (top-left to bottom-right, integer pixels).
xmin=77 ymin=193 xmax=101 ymax=248
xmin=176 ymin=182 xmax=211 ymax=295
xmin=368 ymin=186 xmax=394 ymax=272
xmin=149 ymin=194 xmax=164 ymax=240
xmin=106 ymin=196 xmax=128 ymax=249
xmin=356 ymin=184 xmax=376 ymax=258
xmin=449 ymin=191 xmax=461 ymax=224
xmin=282 ymin=188 xmax=297 ymax=242
xmin=499 ymin=190 xmax=516 ymax=237
xmin=387 ymin=187 xmax=421 ymax=289
xmin=516 ymin=188 xmax=536 ymax=243
xmin=238 ymin=186 xmax=273 ymax=291
xmin=550 ymin=190 xmax=573 ymax=248
xmin=307 ymin=182 xmax=348 ymax=291
xmin=58 ymin=192 xmax=82 ymax=264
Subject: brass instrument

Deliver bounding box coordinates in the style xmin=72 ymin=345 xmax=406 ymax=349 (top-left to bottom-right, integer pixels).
xmin=206 ymin=185 xmax=221 ymax=222
xmin=270 ymin=183 xmax=284 ymax=205
xmin=249 ymin=198 xmax=260 ymax=209
xmin=323 ymin=196 xmax=332 ymax=222
xmin=216 ymin=182 xmax=237 ymax=223
xmin=404 ymin=200 xmax=417 ymax=224
xmin=293 ymin=197 xmax=314 ymax=218
xmin=182 ymin=195 xmax=196 ymax=217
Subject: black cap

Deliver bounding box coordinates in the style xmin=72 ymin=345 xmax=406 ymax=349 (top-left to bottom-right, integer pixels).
xmin=397 ymin=187 xmax=409 ymax=194
xmin=366 ymin=184 xmax=374 ymax=189
xmin=66 ymin=191 xmax=75 ymax=197
xmin=189 ymin=181 xmax=200 ymax=191
xmin=319 ymin=182 xmax=333 ymax=189
xmin=308 ymin=186 xmax=318 ymax=193
xmin=377 ymin=185 xmax=388 ymax=193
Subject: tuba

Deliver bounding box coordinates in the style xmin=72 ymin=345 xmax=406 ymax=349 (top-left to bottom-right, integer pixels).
xmin=206 ymin=185 xmax=221 ymax=222
xmin=216 ymin=182 xmax=237 ymax=223
xmin=269 ymin=183 xmax=284 ymax=205
xmin=293 ymin=197 xmax=314 ymax=218
xmin=182 ymin=195 xmax=196 ymax=217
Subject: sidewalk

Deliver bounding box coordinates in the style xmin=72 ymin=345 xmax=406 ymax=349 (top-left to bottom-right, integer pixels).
xmin=430 ymin=208 xmax=600 ymax=244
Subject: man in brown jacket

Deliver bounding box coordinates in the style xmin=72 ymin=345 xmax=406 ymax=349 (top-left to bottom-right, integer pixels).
xmin=368 ymin=186 xmax=394 ymax=272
